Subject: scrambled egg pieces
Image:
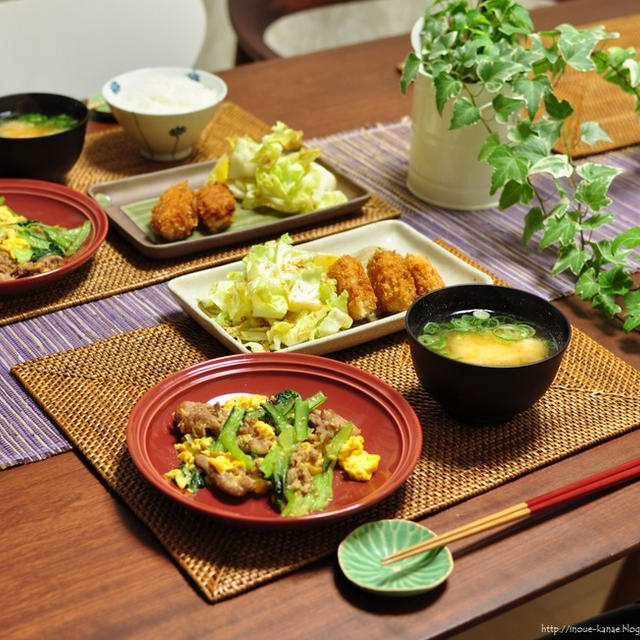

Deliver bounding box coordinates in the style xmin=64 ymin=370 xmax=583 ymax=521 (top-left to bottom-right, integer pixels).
xmin=1 ymin=227 xmax=30 ymax=260
xmin=223 ymin=394 xmax=266 ymax=410
xmin=0 ymin=206 xmax=30 ymax=260
xmin=338 ymin=435 xmax=380 ymax=482
xmin=0 ymin=206 xmax=26 ymax=225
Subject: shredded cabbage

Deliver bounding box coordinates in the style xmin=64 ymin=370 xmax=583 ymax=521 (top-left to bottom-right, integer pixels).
xmin=198 ymin=234 xmax=353 ymax=351
xmin=208 ymin=121 xmax=348 ymax=214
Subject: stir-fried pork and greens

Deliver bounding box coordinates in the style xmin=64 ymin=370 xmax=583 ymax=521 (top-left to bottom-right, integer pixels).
xmin=166 ymin=389 xmax=380 ymax=517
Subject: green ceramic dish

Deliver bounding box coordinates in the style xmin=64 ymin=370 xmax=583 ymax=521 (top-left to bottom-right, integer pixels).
xmin=337 ymin=519 xmax=454 ymax=597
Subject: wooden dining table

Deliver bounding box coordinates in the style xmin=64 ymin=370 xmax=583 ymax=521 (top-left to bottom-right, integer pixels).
xmin=2 ymin=0 xmax=639 ymax=638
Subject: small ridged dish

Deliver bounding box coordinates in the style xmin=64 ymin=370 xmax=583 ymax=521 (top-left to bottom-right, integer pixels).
xmin=338 ymin=519 xmax=453 ymax=596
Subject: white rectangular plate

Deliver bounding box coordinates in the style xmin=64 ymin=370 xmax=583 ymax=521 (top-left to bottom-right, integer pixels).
xmin=168 ymin=219 xmax=494 ymax=355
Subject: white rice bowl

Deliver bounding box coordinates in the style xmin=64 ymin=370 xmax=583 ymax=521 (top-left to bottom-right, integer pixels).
xmin=103 ymin=67 xmax=227 ymax=161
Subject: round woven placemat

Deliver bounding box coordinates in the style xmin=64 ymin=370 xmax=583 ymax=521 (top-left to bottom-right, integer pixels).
xmin=1 ymin=102 xmax=399 ymax=326
xmin=12 ymin=313 xmax=640 ymax=603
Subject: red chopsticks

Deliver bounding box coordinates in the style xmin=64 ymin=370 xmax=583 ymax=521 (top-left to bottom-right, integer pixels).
xmin=381 ymin=456 xmax=640 ymax=565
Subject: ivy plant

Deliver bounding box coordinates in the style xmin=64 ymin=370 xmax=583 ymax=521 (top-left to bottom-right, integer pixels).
xmin=401 ymin=0 xmax=640 ymax=331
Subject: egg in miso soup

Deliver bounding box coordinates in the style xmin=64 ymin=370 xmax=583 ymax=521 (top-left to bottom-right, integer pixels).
xmin=419 ymin=310 xmax=554 ymax=367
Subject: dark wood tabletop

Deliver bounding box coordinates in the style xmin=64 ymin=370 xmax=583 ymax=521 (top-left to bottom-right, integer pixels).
xmin=3 ymin=1 xmax=639 ymax=638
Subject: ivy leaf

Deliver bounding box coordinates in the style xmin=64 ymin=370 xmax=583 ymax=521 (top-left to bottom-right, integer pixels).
xmin=478 ymin=132 xmax=501 ymax=162
xmin=580 ymin=212 xmax=616 ymax=230
xmin=543 ymin=92 xmax=574 ymax=120
xmin=513 ymin=75 xmax=550 ymax=118
xmin=435 ymin=30 xmax=460 ymax=54
xmin=576 ymin=162 xmax=622 ymax=184
xmin=450 ymin=97 xmax=481 ymax=129
xmin=550 ymin=200 xmax=571 ymax=219
xmin=499 ymin=21 xmax=527 ymax=37
xmin=580 ymin=121 xmax=612 ymax=146
xmin=487 ymin=146 xmax=529 ymax=193
xmin=557 ymin=24 xmax=599 ymax=71
xmin=622 ymin=57 xmax=640 ymax=88
xmin=456 ymin=39 xmax=482 ymax=70
xmin=522 ymin=206 xmax=544 ymax=246
xmin=477 ymin=58 xmax=525 ymax=89
xmin=516 ymin=134 xmax=552 ymax=164
xmin=599 ymin=265 xmax=634 ymax=295
xmin=576 ymin=268 xmax=599 ymax=300
xmin=540 ymin=214 xmax=577 ymax=249
xmin=492 ymin=94 xmax=526 ymax=123
xmin=574 ymin=164 xmax=622 ymax=212
xmin=531 ymin=117 xmax=564 ymax=150
xmin=602 ymin=46 xmax=639 ymax=71
xmin=590 ymin=239 xmax=615 ymax=266
xmin=508 ymin=120 xmax=535 ymax=144
xmin=433 ymin=71 xmax=462 ymax=114
xmin=499 ymin=179 xmax=533 ymax=209
xmin=590 ymin=239 xmax=632 ymax=267
xmin=613 ymin=226 xmax=640 ymax=250
xmin=574 ymin=178 xmax=613 ymax=212
xmin=552 ymin=243 xmax=591 ymax=275
xmin=508 ymin=3 xmax=535 ymax=31
xmin=591 ymin=266 xmax=630 ymax=317
xmin=593 ymin=291 xmax=622 ymax=317
xmin=400 ymin=53 xmax=421 ymax=94
xmin=622 ymin=290 xmax=640 ymax=332
xmin=623 ymin=314 xmax=640 ymax=332
xmin=529 ymin=154 xmax=573 ymax=178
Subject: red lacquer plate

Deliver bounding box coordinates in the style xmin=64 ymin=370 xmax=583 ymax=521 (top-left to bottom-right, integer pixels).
xmin=127 ymin=353 xmax=423 ymax=529
xmin=0 ymin=178 xmax=109 ymax=295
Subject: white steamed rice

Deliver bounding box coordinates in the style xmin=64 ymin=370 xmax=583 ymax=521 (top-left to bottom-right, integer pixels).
xmin=118 ymin=74 xmax=218 ymax=114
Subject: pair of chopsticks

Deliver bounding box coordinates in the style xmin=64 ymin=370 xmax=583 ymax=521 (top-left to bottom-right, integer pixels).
xmin=381 ymin=455 xmax=640 ymax=565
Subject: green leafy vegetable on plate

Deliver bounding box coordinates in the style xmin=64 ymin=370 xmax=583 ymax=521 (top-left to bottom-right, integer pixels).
xmin=0 ymin=195 xmax=91 ymax=264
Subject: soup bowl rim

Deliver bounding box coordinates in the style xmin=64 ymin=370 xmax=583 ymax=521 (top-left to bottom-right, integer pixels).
xmin=404 ymin=283 xmax=572 ymax=370
xmin=0 ymin=92 xmax=89 ymax=137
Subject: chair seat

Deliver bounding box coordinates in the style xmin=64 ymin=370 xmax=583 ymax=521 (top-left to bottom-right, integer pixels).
xmin=230 ymin=0 xmax=558 ymax=62
xmin=264 ymin=0 xmax=435 ymax=57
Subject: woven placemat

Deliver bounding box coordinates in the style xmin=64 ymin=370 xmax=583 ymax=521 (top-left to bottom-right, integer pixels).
xmin=12 ymin=312 xmax=640 ymax=602
xmin=554 ymin=13 xmax=640 ymax=157
xmin=1 ymin=102 xmax=399 ymax=326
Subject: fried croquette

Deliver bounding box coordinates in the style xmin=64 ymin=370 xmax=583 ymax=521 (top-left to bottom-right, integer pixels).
xmin=150 ymin=181 xmax=198 ymax=241
xmin=405 ymin=253 xmax=445 ymax=294
xmin=366 ymin=248 xmax=417 ymax=313
xmin=327 ymin=254 xmax=377 ymax=321
xmin=196 ymin=182 xmax=236 ymax=233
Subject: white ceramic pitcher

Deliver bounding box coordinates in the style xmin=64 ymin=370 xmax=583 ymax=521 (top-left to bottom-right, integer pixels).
xmin=406 ymin=19 xmax=508 ymax=210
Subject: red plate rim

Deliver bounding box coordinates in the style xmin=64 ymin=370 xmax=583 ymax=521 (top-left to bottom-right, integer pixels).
xmin=0 ymin=178 xmax=109 ymax=294
xmin=127 ymin=352 xmax=423 ymax=529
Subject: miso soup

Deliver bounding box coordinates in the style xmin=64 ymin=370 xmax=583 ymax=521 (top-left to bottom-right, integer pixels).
xmin=419 ymin=309 xmax=554 ymax=366
xmin=0 ymin=112 xmax=78 ymax=138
